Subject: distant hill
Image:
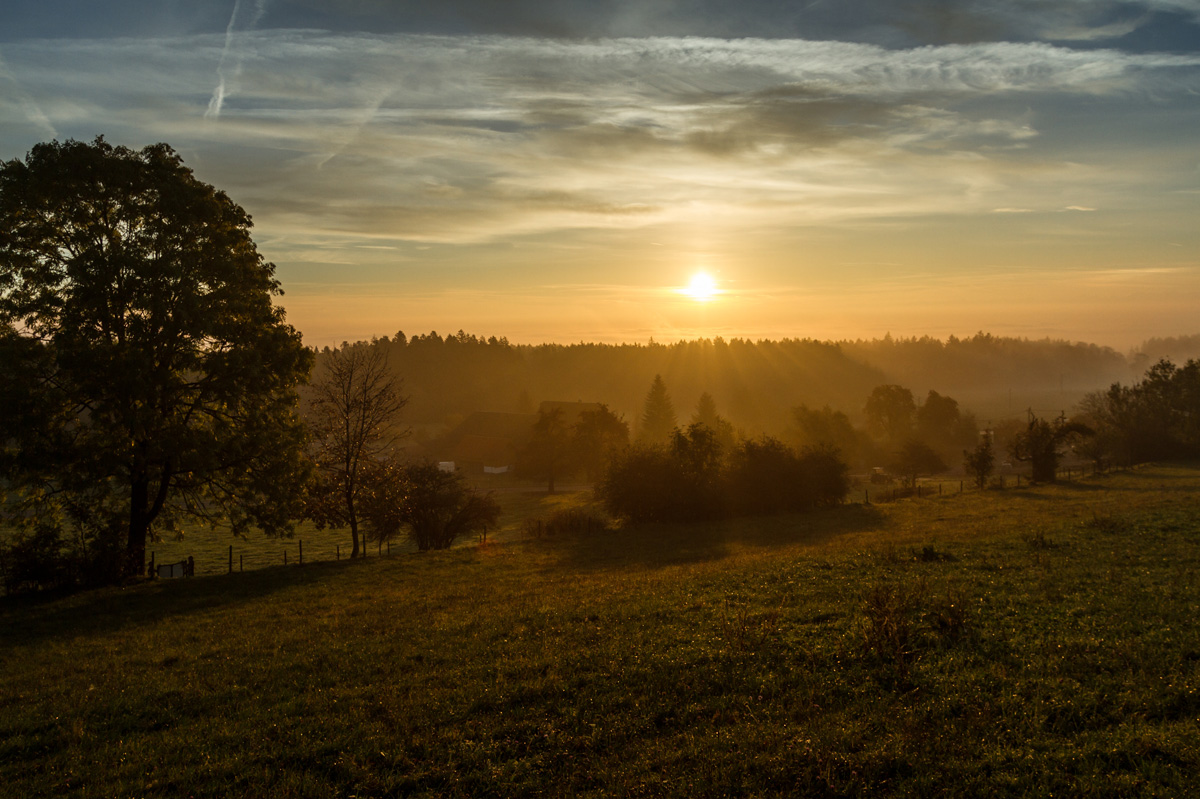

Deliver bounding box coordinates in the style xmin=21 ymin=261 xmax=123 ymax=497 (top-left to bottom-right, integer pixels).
xmin=317 ymin=330 xmax=1193 ymax=436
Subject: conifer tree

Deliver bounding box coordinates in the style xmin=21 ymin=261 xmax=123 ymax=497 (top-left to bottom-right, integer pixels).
xmin=639 ymin=374 xmax=677 ymax=444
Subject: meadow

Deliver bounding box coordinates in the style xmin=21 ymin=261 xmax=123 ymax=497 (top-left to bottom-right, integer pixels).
xmin=2 ymin=465 xmax=1198 ymax=797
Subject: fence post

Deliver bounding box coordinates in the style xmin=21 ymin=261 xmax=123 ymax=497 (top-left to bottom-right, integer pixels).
xmin=240 ymin=554 xmax=243 ymax=572
xmin=229 ymin=545 xmax=233 ymax=574
xmin=960 ymin=480 xmax=963 ymax=493
xmin=284 ymin=550 xmax=288 ymax=566
xmin=299 ymin=540 xmax=303 ymax=565
xmin=387 ymin=541 xmax=391 ymax=556
xmin=865 ymin=488 xmax=869 ymax=505
xmin=1017 ymin=474 xmax=1021 ymax=487
xmin=939 ymin=483 xmax=942 ymax=495
xmin=149 ymin=551 xmax=155 ymax=578
xmin=337 ymin=545 xmax=340 ymax=560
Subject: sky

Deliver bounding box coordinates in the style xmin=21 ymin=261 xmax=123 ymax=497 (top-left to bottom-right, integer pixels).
xmin=2 ymin=1 xmax=1199 ymax=349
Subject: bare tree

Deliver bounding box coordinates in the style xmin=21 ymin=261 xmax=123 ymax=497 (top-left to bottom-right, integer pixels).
xmin=306 ymin=345 xmax=408 ymax=558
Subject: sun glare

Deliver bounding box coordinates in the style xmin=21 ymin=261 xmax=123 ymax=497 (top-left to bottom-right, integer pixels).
xmin=683 ymin=272 xmax=718 ymax=301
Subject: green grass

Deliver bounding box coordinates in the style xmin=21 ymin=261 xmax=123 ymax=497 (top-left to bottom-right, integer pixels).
xmin=2 ymin=465 xmax=1199 ymax=797
xmin=145 ymin=480 xmax=581 ymax=575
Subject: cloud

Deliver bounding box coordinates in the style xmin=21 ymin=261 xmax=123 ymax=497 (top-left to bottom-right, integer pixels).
xmin=1 ymin=31 xmax=1198 ymax=250
xmin=0 ymin=48 xmax=57 ymax=140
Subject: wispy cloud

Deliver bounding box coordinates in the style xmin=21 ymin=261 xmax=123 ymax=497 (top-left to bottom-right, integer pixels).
xmin=2 ymin=30 xmax=1198 ymax=278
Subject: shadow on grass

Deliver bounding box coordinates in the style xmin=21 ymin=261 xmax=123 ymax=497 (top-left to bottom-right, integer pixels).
xmin=543 ymin=502 xmax=886 ymax=572
xmin=0 ymin=556 xmax=366 ymax=649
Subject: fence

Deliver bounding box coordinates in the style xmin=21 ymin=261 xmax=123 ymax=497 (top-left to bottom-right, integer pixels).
xmin=859 ymin=463 xmax=1126 ymax=505
xmin=148 ymin=530 xmax=412 ymax=578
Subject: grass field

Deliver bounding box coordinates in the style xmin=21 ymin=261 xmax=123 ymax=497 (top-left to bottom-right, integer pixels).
xmin=2 ymin=464 xmax=1198 ymax=796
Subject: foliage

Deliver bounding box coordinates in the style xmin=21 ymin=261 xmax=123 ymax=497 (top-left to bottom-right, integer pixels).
xmin=600 ymin=426 xmax=847 ymax=523
xmin=1009 ymin=415 xmax=1093 ymax=483
xmin=963 ymin=437 xmax=995 ymax=490
xmin=864 ymin=384 xmax=916 ymax=442
xmin=570 ymin=404 xmax=629 ymax=482
xmin=916 ymin=389 xmax=979 ymax=460
xmin=691 ymin=392 xmax=736 ymax=451
xmin=0 ymin=138 xmax=312 ymax=584
xmin=524 ymin=506 xmax=610 ymax=539
xmin=597 ymin=443 xmax=696 ymax=524
xmin=791 ymin=404 xmax=861 ymax=466
xmin=638 ymin=374 xmax=677 ymax=444
xmin=360 ymin=462 xmax=499 ymax=551
xmin=1079 ymin=358 xmax=1200 ymax=466
xmin=797 ymin=444 xmax=852 ymax=508
xmin=725 ymin=438 xmax=849 ymax=515
xmin=0 ymin=525 xmax=75 ymax=594
xmin=305 ymin=344 xmax=408 ymax=557
xmin=890 ymin=439 xmax=948 ymax=488
xmin=514 ymin=407 xmax=572 ymax=492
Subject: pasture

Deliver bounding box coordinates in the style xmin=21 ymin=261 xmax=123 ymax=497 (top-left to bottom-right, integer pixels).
xmin=2 ymin=464 xmax=1198 ymax=797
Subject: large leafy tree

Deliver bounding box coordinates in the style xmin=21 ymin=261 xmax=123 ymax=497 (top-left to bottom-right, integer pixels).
xmin=571 ymin=404 xmax=629 ymax=482
xmin=0 ymin=138 xmax=312 ymax=582
xmin=515 ymin=406 xmax=571 ymax=493
xmin=864 ymin=384 xmax=917 ymax=443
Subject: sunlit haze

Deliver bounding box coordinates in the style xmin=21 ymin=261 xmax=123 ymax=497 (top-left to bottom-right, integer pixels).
xmin=3 ymin=1 xmax=1198 ymax=348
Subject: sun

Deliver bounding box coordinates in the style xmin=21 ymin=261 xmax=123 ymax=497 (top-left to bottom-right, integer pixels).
xmin=683 ymin=272 xmax=719 ymax=301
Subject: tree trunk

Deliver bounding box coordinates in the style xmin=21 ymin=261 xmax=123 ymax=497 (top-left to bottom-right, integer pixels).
xmin=349 ymin=509 xmax=361 ymax=558
xmin=126 ymin=476 xmax=151 ymax=580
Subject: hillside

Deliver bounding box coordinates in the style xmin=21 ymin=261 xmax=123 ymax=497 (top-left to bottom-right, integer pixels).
xmin=322 ymin=332 xmax=1187 ymax=439
xmin=3 ymin=465 xmax=1198 ymax=796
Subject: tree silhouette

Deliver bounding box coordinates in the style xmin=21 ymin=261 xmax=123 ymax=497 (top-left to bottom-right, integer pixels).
xmin=305 ymin=344 xmax=408 ymax=558
xmin=360 ymin=462 xmax=499 ymax=551
xmin=1009 ymin=416 xmax=1092 ymax=483
xmin=515 ymin=407 xmax=571 ymax=492
xmin=0 ymin=138 xmax=312 ymax=582
xmin=891 ymin=440 xmax=947 ymax=488
xmin=571 ymin=404 xmax=629 ymax=482
xmin=792 ymin=404 xmax=860 ymax=465
xmin=692 ymin=391 xmax=736 ymax=450
xmin=639 ymin=374 xmax=677 ymax=444
xmin=865 ymin=385 xmax=916 ymax=442
xmin=963 ymin=437 xmax=995 ymax=490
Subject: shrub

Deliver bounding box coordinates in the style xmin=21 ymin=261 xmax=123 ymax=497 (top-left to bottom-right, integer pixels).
xmin=0 ymin=526 xmax=74 ymax=595
xmin=361 ymin=462 xmax=500 ymax=551
xmin=797 ymin=444 xmax=851 ymax=508
xmin=725 ymin=437 xmax=806 ymax=515
xmin=600 ymin=433 xmax=849 ymax=523
xmin=526 ymin=507 xmax=610 ymax=538
xmin=597 ymin=444 xmax=692 ymax=523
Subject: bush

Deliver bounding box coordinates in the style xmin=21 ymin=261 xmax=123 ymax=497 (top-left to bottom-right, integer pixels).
xmin=797 ymin=444 xmax=851 ymax=508
xmin=0 ymin=526 xmax=74 ymax=595
xmin=599 ymin=433 xmax=849 ymax=523
xmin=525 ymin=507 xmax=610 ymax=538
xmin=0 ymin=517 xmax=130 ymax=594
xmin=597 ymin=445 xmax=693 ymax=523
xmin=361 ymin=462 xmax=500 ymax=551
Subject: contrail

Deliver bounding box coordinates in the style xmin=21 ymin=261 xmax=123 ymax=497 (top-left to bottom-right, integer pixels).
xmin=205 ymin=0 xmax=269 ymax=120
